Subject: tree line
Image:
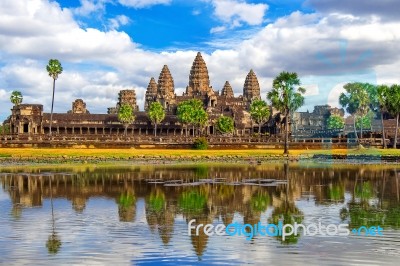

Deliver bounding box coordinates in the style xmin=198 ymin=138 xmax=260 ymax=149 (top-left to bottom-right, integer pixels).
xmin=326 ymin=82 xmax=400 ymax=149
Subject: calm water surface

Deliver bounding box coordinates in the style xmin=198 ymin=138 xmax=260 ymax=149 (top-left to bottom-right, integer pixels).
xmin=1 ymin=163 xmax=400 ymax=265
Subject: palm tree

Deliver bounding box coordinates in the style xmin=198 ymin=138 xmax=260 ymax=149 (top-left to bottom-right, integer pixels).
xmin=339 ymin=83 xmax=370 ymax=145
xmin=118 ymin=104 xmax=135 ymax=135
xmin=46 ymin=59 xmax=63 ymax=135
xmin=377 ymin=85 xmax=389 ymax=149
xmin=10 ymin=91 xmax=23 ymax=106
xmin=148 ymin=102 xmax=166 ymax=137
xmin=267 ymin=71 xmax=305 ymax=155
xmin=249 ymin=99 xmax=270 ymax=136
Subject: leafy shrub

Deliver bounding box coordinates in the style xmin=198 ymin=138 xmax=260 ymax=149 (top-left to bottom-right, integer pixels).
xmin=193 ymin=137 xmax=208 ymax=150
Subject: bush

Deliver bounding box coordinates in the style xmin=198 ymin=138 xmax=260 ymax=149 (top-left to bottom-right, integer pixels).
xmin=193 ymin=137 xmax=208 ymax=150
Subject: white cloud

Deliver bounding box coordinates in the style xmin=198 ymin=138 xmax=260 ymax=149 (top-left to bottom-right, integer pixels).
xmin=0 ymin=89 xmax=6 ymax=98
xmin=302 ymin=84 xmax=319 ymax=96
xmin=118 ymin=0 xmax=171 ymax=8
xmin=73 ymin=0 xmax=108 ymax=16
xmin=210 ymin=26 xmax=227 ymax=34
xmin=108 ymin=15 xmax=131 ymax=30
xmin=192 ymin=9 xmax=201 ymax=16
xmin=210 ymin=0 xmax=268 ymax=30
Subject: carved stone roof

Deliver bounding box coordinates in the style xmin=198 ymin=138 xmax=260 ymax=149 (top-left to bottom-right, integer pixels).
xmin=117 ymin=90 xmax=139 ymax=111
xmin=157 ymin=65 xmax=175 ymax=97
xmin=243 ymin=69 xmax=261 ymax=101
xmin=68 ymin=99 xmax=89 ymax=114
xmin=188 ymin=52 xmax=211 ymax=95
xmin=146 ymin=77 xmax=158 ymax=95
xmin=221 ymin=81 xmax=234 ymax=97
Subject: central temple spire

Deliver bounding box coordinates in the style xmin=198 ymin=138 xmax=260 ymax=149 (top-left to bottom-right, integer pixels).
xmin=187 ymin=52 xmax=212 ymax=95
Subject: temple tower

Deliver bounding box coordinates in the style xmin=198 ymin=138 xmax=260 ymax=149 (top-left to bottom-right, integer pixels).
xmin=144 ymin=77 xmax=158 ymax=111
xmin=243 ymin=69 xmax=261 ymax=103
xmin=156 ymin=65 xmax=176 ymax=112
xmin=117 ymin=90 xmax=139 ymax=111
xmin=221 ymin=81 xmax=234 ymax=98
xmin=186 ymin=52 xmax=213 ymax=96
xmin=157 ymin=65 xmax=175 ymax=98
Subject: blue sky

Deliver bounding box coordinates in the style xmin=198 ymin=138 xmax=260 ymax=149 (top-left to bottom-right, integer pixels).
xmin=0 ymin=0 xmax=399 ymax=120
xmin=56 ymin=0 xmax=312 ymax=50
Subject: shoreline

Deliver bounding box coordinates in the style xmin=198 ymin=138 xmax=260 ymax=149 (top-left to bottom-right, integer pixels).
xmin=2 ymin=147 xmax=400 ymax=166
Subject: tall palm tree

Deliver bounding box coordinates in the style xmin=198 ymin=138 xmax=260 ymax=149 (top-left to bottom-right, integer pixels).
xmin=267 ymin=71 xmax=305 ymax=155
xmin=10 ymin=91 xmax=23 ymax=106
xmin=377 ymin=85 xmax=389 ymax=149
xmin=46 ymin=59 xmax=63 ymax=135
xmin=339 ymin=83 xmax=370 ymax=145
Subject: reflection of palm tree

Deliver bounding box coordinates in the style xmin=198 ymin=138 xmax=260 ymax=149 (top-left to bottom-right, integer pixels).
xmin=342 ymin=178 xmax=386 ymax=228
xmin=46 ymin=175 xmax=61 ymax=254
xmin=269 ymin=163 xmax=304 ymax=244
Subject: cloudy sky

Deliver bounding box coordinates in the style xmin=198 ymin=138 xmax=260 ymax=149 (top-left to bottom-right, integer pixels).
xmin=0 ymin=0 xmax=399 ymax=120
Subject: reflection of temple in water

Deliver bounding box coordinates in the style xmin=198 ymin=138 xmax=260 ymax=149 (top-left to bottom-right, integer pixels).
xmin=1 ymin=164 xmax=400 ymax=255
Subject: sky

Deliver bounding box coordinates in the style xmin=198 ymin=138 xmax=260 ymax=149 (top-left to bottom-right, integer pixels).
xmin=1 ymin=0 xmax=400 ymax=121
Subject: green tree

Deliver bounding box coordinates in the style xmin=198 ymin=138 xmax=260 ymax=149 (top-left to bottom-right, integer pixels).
xmin=177 ymin=99 xmax=208 ymax=137
xmin=377 ymin=85 xmax=390 ymax=148
xmin=387 ymin=84 xmax=400 ymax=148
xmin=148 ymin=101 xmax=165 ymax=137
xmin=355 ymin=113 xmax=372 ymax=130
xmin=177 ymin=101 xmax=192 ymax=136
xmin=118 ymin=104 xmax=135 ymax=135
xmin=216 ymin=115 xmax=234 ymax=134
xmin=10 ymin=91 xmax=23 ymax=106
xmin=249 ymin=99 xmax=270 ymax=135
xmin=46 ymin=59 xmax=63 ymax=135
xmin=193 ymin=106 xmax=208 ymax=136
xmin=327 ymin=114 xmax=345 ymax=130
xmin=267 ymin=71 xmax=305 ymax=155
xmin=339 ymin=82 xmax=370 ymax=143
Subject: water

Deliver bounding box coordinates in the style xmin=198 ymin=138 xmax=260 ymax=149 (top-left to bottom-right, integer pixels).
xmin=0 ymin=163 xmax=400 ymax=265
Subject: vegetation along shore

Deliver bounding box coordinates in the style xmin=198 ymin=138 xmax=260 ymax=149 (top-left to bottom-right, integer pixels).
xmin=2 ymin=148 xmax=400 ymax=165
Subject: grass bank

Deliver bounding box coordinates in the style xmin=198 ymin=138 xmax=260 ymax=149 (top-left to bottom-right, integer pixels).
xmin=0 ymin=147 xmax=400 ymax=158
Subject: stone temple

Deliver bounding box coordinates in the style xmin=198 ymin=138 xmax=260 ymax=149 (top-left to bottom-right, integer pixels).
xmin=6 ymin=52 xmax=267 ymax=136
